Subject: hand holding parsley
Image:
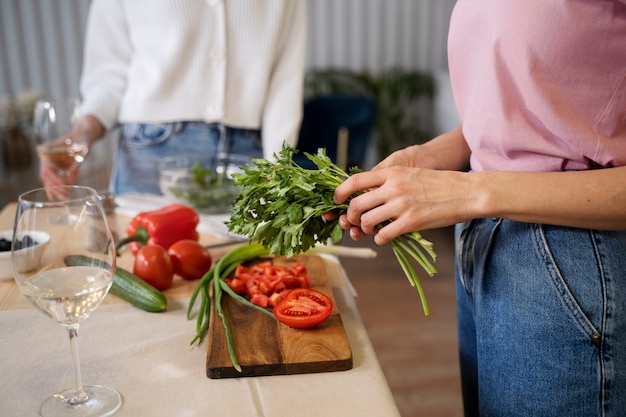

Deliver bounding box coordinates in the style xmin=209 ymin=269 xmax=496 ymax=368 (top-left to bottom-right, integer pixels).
xmin=226 ymin=143 xmax=437 ymax=315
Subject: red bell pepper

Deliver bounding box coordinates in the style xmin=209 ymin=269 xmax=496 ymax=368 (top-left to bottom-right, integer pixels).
xmin=115 ymin=204 xmax=199 ymax=255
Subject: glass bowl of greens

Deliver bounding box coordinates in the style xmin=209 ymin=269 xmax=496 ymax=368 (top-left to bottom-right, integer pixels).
xmin=158 ymin=154 xmax=252 ymax=214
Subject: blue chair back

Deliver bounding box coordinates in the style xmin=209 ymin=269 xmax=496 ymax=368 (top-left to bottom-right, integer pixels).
xmin=294 ymin=94 xmax=376 ymax=169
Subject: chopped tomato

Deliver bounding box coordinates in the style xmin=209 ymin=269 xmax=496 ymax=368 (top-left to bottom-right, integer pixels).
xmin=268 ymin=289 xmax=291 ymax=308
xmin=225 ymin=278 xmax=246 ymax=295
xmin=228 ymin=261 xmax=311 ymax=304
xmin=250 ymin=293 xmax=269 ymax=308
xmin=273 ymin=288 xmax=334 ymax=329
xmin=245 ymin=275 xmax=275 ymax=295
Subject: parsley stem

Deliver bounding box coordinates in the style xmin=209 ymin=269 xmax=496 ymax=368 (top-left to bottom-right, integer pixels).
xmin=396 ymin=235 xmax=437 ymax=276
xmin=391 ymin=241 xmax=431 ymax=316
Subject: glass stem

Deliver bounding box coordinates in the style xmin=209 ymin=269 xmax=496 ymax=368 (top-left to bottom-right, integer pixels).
xmin=215 ymin=123 xmax=231 ymax=178
xmin=67 ymin=324 xmax=89 ymax=405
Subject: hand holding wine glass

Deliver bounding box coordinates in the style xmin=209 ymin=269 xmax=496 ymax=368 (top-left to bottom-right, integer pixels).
xmin=12 ymin=186 xmax=122 ymax=416
xmin=34 ymin=98 xmax=89 ymax=196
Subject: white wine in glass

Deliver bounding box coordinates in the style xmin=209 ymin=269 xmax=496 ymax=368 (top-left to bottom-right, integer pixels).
xmin=33 ymin=98 xmax=89 ymax=176
xmin=12 ymin=186 xmax=122 ymax=417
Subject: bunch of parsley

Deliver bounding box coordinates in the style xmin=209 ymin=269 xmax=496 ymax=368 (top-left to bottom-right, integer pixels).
xmin=226 ymin=143 xmax=437 ymax=314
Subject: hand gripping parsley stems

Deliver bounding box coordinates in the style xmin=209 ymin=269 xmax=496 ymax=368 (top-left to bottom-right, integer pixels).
xmin=226 ymin=143 xmax=437 ymax=315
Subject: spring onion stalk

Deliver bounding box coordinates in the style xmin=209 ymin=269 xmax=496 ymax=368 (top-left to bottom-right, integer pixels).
xmin=188 ymin=242 xmax=270 ymax=345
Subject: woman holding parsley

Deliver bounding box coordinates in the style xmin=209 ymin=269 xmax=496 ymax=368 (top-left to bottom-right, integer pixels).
xmin=334 ymin=2 xmax=626 ymax=416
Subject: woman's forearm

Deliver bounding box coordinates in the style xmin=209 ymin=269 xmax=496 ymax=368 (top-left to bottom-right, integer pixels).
xmin=83 ymin=115 xmax=106 ymax=147
xmin=424 ymin=125 xmax=626 ymax=230
xmin=472 ymin=166 xmax=626 ymax=230
xmin=376 ymin=125 xmax=471 ymax=172
xmin=418 ymin=125 xmax=471 ymax=171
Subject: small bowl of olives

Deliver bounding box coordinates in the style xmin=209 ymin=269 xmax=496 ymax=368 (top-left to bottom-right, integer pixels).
xmin=0 ymin=230 xmax=51 ymax=279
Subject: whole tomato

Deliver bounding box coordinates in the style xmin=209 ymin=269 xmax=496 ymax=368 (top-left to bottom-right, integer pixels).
xmin=167 ymin=239 xmax=213 ymax=280
xmin=133 ymin=245 xmax=174 ymax=290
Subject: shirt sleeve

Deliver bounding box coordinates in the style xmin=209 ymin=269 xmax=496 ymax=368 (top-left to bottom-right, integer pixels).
xmin=79 ymin=0 xmax=132 ymax=130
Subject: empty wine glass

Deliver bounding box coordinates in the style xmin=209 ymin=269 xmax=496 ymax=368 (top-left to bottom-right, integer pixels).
xmin=33 ymin=98 xmax=89 ymax=177
xmin=12 ymin=186 xmax=122 ymax=417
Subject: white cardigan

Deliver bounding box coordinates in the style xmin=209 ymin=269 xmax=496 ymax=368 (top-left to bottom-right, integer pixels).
xmin=80 ymin=0 xmax=306 ymax=159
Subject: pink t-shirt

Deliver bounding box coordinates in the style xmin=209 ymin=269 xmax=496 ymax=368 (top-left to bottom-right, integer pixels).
xmin=448 ymin=0 xmax=626 ymax=172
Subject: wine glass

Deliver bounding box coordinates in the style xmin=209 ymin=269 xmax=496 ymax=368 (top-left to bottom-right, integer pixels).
xmin=33 ymin=98 xmax=89 ymax=177
xmin=12 ymin=186 xmax=122 ymax=417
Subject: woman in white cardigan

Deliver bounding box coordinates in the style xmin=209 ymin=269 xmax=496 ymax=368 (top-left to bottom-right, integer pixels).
xmin=40 ymin=0 xmax=306 ymax=195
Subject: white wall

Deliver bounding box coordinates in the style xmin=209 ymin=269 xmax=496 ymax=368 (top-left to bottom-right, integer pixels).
xmin=306 ymin=0 xmax=455 ymax=74
xmin=0 ymin=0 xmax=91 ymax=98
xmin=1 ymin=0 xmax=456 ymax=96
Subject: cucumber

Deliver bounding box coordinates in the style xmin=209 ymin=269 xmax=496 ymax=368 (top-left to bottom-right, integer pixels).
xmin=64 ymin=254 xmax=167 ymax=312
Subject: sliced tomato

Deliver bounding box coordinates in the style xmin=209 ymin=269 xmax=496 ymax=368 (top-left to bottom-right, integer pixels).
xmin=273 ymin=288 xmax=333 ymax=329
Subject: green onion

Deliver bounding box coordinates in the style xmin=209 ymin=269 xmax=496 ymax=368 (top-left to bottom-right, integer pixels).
xmin=187 ymin=242 xmax=272 ymax=371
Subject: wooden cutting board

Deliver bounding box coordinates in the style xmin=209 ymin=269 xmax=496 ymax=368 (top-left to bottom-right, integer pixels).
xmin=206 ymin=255 xmax=353 ymax=379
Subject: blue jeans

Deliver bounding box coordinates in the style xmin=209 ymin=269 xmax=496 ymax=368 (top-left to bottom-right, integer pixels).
xmin=455 ymin=218 xmax=626 ymax=417
xmin=111 ymin=122 xmax=262 ymax=195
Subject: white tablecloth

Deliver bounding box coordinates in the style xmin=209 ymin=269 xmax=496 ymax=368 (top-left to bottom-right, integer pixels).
xmin=0 ymin=261 xmax=400 ymax=417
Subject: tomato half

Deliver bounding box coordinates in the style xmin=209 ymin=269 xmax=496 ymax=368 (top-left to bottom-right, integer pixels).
xmin=133 ymin=244 xmax=174 ymax=291
xmin=273 ymin=288 xmax=334 ymax=329
xmin=167 ymin=239 xmax=213 ymax=280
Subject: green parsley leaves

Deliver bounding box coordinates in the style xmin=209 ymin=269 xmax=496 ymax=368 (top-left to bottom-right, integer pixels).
xmin=226 ymin=143 xmax=437 ymax=315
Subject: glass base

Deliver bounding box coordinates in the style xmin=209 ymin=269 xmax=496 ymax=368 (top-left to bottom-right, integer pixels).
xmin=39 ymin=385 xmax=122 ymax=417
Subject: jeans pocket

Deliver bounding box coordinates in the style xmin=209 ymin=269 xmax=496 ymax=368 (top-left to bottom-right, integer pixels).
xmin=120 ymin=122 xmax=184 ymax=149
xmin=456 ymin=218 xmax=502 ymax=298
xmin=532 ymin=224 xmax=605 ymax=342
